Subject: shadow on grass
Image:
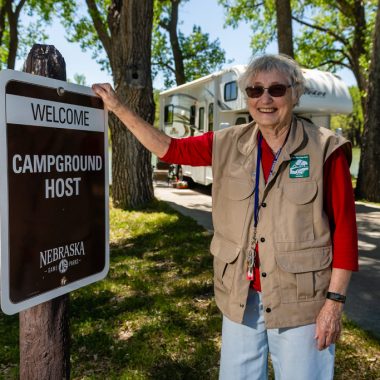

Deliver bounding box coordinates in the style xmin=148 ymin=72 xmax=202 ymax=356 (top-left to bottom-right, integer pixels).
xmin=111 ymin=222 xmax=212 ymax=275
xmin=67 ymin=201 xmax=220 ymax=378
xmin=71 ymin=289 xmax=157 ymax=322
xmin=70 ymin=304 xmax=220 ymax=380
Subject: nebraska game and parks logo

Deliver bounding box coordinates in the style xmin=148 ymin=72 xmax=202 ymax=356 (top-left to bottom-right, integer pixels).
xmin=289 ymin=155 xmax=310 ymax=178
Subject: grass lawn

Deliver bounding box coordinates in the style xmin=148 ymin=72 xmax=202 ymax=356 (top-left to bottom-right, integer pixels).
xmin=0 ymin=200 xmax=379 ymax=379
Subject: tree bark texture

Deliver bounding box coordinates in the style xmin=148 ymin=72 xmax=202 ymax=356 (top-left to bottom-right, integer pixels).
xmin=275 ymin=0 xmax=294 ymax=58
xmin=355 ymin=1 xmax=380 ymax=201
xmin=20 ymin=44 xmax=70 ymax=380
xmin=88 ymin=0 xmax=155 ymax=209
xmin=109 ymin=0 xmax=155 ymax=208
xmin=19 ymin=296 xmax=70 ymax=379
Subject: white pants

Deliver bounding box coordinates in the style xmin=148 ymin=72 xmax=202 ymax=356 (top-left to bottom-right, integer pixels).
xmin=219 ymin=289 xmax=335 ymax=380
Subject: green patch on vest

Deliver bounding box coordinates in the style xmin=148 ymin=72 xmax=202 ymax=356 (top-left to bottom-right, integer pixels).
xmin=289 ymin=155 xmax=310 ymax=178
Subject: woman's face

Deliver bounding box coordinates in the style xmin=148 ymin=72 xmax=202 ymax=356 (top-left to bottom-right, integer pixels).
xmin=246 ymin=70 xmax=294 ymax=130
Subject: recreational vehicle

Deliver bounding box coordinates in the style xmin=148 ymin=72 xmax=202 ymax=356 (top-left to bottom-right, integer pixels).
xmin=159 ymin=65 xmax=353 ymax=186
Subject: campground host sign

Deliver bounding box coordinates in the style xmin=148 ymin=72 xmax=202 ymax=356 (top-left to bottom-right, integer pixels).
xmin=0 ymin=70 xmax=109 ymax=314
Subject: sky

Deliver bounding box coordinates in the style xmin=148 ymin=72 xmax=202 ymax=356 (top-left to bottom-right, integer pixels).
xmin=16 ymin=0 xmax=356 ymax=89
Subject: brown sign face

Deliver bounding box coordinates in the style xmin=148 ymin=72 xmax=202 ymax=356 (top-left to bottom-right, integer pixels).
xmin=5 ymin=79 xmax=107 ymax=304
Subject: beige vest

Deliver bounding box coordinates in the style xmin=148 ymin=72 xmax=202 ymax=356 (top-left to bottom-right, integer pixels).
xmin=210 ymin=116 xmax=351 ymax=329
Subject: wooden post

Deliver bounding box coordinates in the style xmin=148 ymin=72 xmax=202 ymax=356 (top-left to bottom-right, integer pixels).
xmin=19 ymin=44 xmax=70 ymax=380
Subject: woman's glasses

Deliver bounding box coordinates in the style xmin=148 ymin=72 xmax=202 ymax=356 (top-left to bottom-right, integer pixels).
xmin=245 ymin=84 xmax=293 ymax=98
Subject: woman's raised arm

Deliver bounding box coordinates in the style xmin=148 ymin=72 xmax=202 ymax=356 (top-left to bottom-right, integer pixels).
xmin=92 ymin=83 xmax=171 ymax=158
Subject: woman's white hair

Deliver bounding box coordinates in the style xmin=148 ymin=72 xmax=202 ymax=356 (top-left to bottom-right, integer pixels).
xmin=239 ymin=54 xmax=305 ymax=106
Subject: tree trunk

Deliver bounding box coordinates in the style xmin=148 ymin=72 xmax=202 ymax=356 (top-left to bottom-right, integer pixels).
xmin=5 ymin=0 xmax=17 ymax=69
xmin=350 ymin=0 xmax=368 ymax=115
xmin=5 ymin=0 xmax=26 ymax=69
xmin=0 ymin=3 xmax=7 ymax=47
xmin=355 ymin=1 xmax=380 ymax=201
xmin=19 ymin=44 xmax=70 ymax=379
xmin=107 ymin=0 xmax=155 ymax=209
xmin=168 ymin=0 xmax=186 ymax=85
xmin=275 ymin=0 xmax=294 ymax=58
xmin=85 ymin=0 xmax=155 ymax=208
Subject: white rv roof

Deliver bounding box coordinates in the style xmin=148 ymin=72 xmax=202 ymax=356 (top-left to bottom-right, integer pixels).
xmin=160 ymin=65 xmax=353 ymax=115
xmin=159 ymin=65 xmax=247 ymax=96
xmin=159 ymin=70 xmax=222 ymax=95
xmin=296 ymin=69 xmax=352 ymax=114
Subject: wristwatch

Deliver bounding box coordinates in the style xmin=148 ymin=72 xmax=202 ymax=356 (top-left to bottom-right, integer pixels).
xmin=326 ymin=291 xmax=346 ymax=304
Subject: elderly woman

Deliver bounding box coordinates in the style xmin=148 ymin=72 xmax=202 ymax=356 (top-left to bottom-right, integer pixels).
xmin=93 ymin=54 xmax=358 ymax=380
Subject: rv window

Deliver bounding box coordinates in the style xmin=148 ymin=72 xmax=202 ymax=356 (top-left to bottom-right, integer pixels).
xmin=198 ymin=107 xmax=205 ymax=131
xmin=208 ymin=103 xmax=214 ymax=131
xmin=224 ymin=81 xmax=238 ymax=101
xmin=164 ymin=105 xmax=174 ymax=124
xmin=190 ymin=105 xmax=196 ymax=126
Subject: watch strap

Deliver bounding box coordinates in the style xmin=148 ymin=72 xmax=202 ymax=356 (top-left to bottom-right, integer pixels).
xmin=326 ymin=291 xmax=346 ymax=304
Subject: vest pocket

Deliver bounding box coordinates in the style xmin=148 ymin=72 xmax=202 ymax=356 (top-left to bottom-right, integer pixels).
xmin=210 ymin=234 xmax=241 ymax=293
xmin=275 ymin=247 xmax=332 ymax=303
xmin=214 ymin=176 xmax=253 ymax=243
xmin=275 ymin=180 xmax=317 ymax=243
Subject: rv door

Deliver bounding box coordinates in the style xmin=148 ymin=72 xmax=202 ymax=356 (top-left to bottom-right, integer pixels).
xmin=182 ymin=102 xmax=209 ymax=185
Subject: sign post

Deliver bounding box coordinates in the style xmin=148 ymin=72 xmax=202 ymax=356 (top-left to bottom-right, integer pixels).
xmin=0 ymin=44 xmax=109 ymax=378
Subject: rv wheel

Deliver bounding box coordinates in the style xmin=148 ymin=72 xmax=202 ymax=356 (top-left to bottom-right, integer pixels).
xmin=177 ymin=165 xmax=195 ymax=188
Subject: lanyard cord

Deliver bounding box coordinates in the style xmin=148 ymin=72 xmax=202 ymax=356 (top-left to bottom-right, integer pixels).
xmin=247 ymin=131 xmax=286 ymax=281
xmin=253 ymin=133 xmax=283 ymax=228
xmin=253 ymin=133 xmax=262 ymax=228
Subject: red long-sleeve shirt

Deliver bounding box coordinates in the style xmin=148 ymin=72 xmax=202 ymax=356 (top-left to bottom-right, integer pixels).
xmin=161 ymin=132 xmax=358 ymax=291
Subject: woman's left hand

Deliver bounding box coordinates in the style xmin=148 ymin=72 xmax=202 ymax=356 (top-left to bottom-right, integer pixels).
xmin=314 ymin=299 xmax=343 ymax=350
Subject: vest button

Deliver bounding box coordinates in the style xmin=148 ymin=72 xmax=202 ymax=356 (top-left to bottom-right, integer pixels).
xmin=260 ymin=237 xmax=265 ymax=243
xmin=262 ymin=202 xmax=267 ymax=207
xmin=266 ymin=307 xmax=271 ymax=313
xmin=262 ymin=272 xmax=267 ymax=277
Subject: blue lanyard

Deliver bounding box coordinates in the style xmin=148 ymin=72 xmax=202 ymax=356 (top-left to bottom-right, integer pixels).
xmin=253 ymin=134 xmax=262 ymax=228
xmin=253 ymin=133 xmax=283 ymax=228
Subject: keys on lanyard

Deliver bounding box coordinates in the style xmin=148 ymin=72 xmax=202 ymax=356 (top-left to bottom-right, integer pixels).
xmin=246 ymin=228 xmax=257 ymax=281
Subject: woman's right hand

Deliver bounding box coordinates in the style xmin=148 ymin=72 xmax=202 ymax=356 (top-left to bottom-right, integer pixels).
xmin=92 ymin=83 xmax=122 ymax=114
xmin=92 ymin=82 xmax=171 ymax=157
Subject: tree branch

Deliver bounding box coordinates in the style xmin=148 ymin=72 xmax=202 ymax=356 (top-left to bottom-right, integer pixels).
xmin=335 ymin=0 xmax=354 ymax=18
xmin=339 ymin=48 xmax=354 ymax=68
xmin=304 ymin=59 xmax=351 ymax=71
xmin=159 ymin=19 xmax=169 ymax=32
xmin=292 ymin=15 xmax=349 ymax=46
xmin=152 ymin=60 xmax=176 ymax=74
xmin=85 ymin=0 xmax=112 ymax=58
xmin=222 ymin=1 xmax=264 ymax=11
xmin=15 ymin=0 xmax=27 ymax=18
